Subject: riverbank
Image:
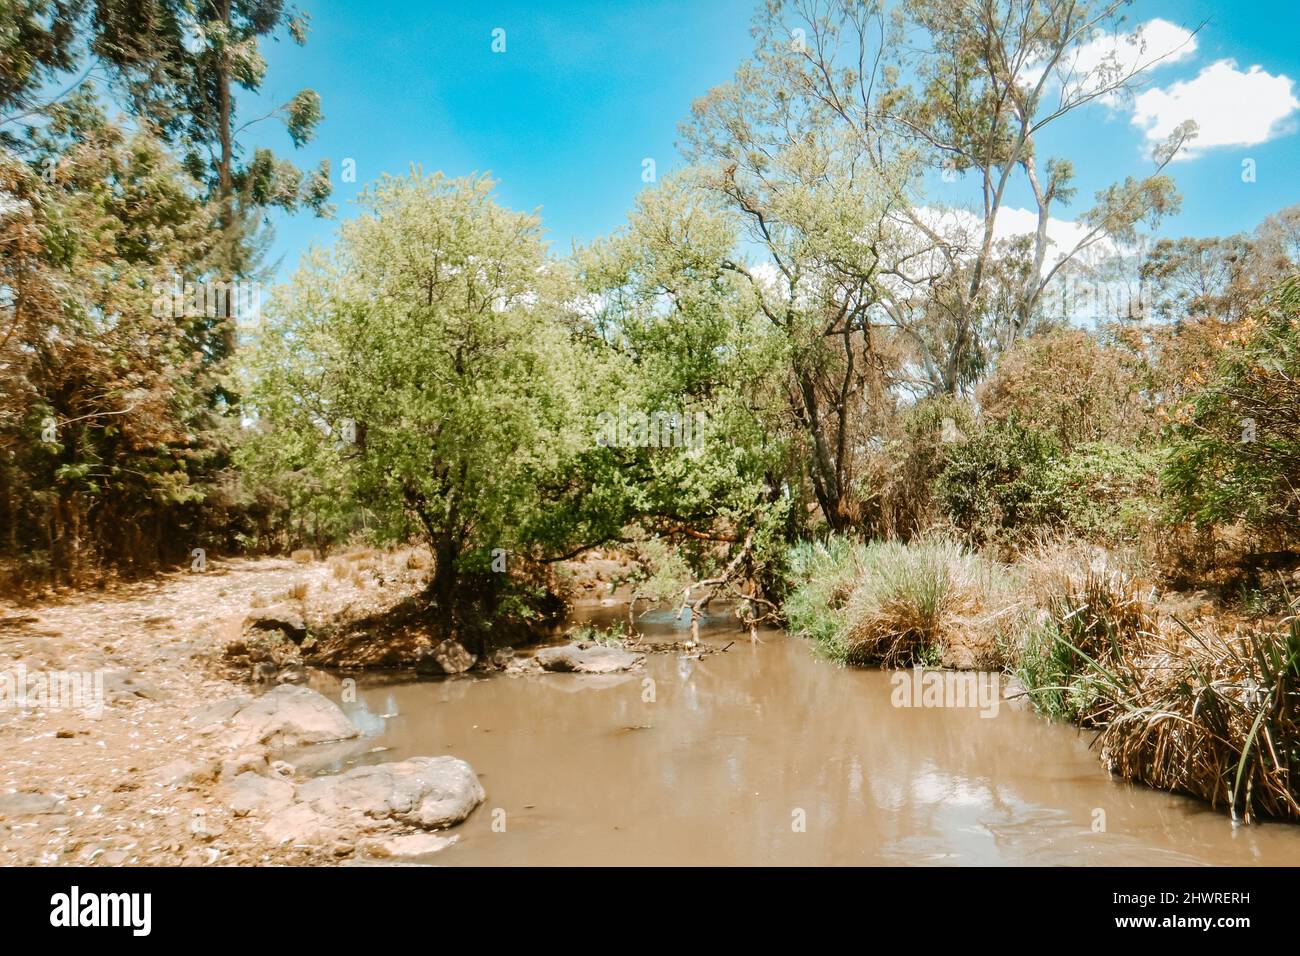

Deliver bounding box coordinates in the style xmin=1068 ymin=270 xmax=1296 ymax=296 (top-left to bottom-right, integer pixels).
xmin=0 ymin=546 xmax=654 ymax=865
xmin=782 ymin=536 xmax=1300 ymax=823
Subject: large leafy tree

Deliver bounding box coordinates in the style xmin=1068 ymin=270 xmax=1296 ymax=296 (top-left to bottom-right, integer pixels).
xmin=246 ymin=172 xmax=590 ymax=622
xmin=574 ymin=174 xmax=792 ymax=610
xmin=0 ymin=107 xmax=227 ymax=583
xmin=1164 ymin=276 xmax=1300 ymax=540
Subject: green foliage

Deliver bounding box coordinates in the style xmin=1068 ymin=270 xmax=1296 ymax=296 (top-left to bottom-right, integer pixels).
xmin=245 ymin=171 xmax=590 ymax=610
xmin=978 ymin=327 xmax=1148 ymax=451
xmin=1015 ymin=564 xmax=1160 ymax=724
xmin=1045 ymin=443 xmax=1163 ymax=543
xmin=854 ymin=395 xmax=976 ymax=540
xmin=782 ymin=538 xmax=862 ymax=661
xmin=784 ymin=536 xmax=1010 ymax=666
xmin=1163 ymin=276 xmax=1300 ymax=538
xmin=933 ymin=421 xmax=1060 ymax=543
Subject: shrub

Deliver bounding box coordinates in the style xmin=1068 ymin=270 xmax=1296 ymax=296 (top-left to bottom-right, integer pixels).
xmin=783 ymin=538 xmax=863 ymax=660
xmin=933 ymin=421 xmax=1059 ymax=544
xmin=1095 ymin=610 xmax=1300 ymax=823
xmin=1163 ymin=275 xmax=1300 ymax=541
xmin=978 ymin=326 xmax=1147 ymax=451
xmin=1045 ymin=442 xmax=1163 ymax=544
xmin=1014 ymin=552 xmax=1161 ymax=723
xmin=855 ymin=396 xmax=978 ymax=541
xmin=784 ymin=537 xmax=1015 ymax=667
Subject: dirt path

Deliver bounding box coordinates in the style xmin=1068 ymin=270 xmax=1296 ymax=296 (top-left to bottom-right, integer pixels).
xmin=0 ymin=556 xmax=353 ymax=866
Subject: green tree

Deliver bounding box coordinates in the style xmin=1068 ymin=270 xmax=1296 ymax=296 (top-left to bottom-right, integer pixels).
xmin=575 ymin=173 xmax=792 ymax=612
xmin=245 ymin=171 xmax=589 ymax=626
xmin=0 ymin=112 xmax=227 ymax=583
xmin=1164 ymin=276 xmax=1300 ymax=540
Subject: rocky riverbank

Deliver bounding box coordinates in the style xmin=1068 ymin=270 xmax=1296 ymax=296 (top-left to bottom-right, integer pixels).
xmin=0 ymin=546 xmax=671 ymax=865
xmin=0 ymin=552 xmax=495 ymax=865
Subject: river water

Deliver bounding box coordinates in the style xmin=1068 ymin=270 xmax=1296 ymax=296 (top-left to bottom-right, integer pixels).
xmin=305 ymin=606 xmax=1300 ymax=866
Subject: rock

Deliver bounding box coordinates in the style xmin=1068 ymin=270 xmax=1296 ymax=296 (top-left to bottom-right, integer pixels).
xmin=261 ymin=802 xmax=340 ymax=845
xmin=224 ymin=685 xmax=359 ymax=749
xmin=534 ymin=644 xmax=644 ymax=674
xmin=191 ymin=696 xmax=251 ymax=728
xmin=0 ymin=792 xmax=61 ymax=816
xmin=417 ymin=638 xmax=477 ymax=675
xmin=295 ymin=756 xmax=484 ymax=830
xmin=219 ymin=748 xmax=269 ymax=781
xmin=245 ymin=604 xmax=308 ymax=644
xmin=360 ymin=832 xmax=457 ymax=858
xmin=152 ymin=757 xmax=219 ymax=788
xmin=219 ymin=772 xmax=296 ymax=817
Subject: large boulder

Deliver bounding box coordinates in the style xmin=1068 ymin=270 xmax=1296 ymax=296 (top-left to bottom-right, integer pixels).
xmin=534 ymin=643 xmax=644 ymax=674
xmin=219 ymin=771 xmax=296 ymax=817
xmin=197 ymin=685 xmax=359 ymax=749
xmin=295 ymin=756 xmax=484 ymax=830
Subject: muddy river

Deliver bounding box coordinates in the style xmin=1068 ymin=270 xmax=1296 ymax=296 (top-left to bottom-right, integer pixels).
xmin=304 ymin=607 xmax=1300 ymax=865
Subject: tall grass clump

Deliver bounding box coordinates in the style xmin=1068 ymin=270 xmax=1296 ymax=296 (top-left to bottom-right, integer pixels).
xmin=1015 ymin=554 xmax=1161 ymax=723
xmin=1093 ymin=609 xmax=1300 ymax=823
xmin=785 ymin=537 xmax=1015 ymax=667
xmin=783 ymin=538 xmax=864 ymax=661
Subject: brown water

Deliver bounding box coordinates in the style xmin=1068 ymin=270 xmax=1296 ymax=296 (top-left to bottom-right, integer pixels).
xmin=304 ymin=607 xmax=1300 ymax=866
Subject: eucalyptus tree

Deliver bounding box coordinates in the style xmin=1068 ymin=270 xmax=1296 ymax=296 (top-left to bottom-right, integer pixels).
xmin=698 ymin=0 xmax=1195 ymax=395
xmin=682 ymin=51 xmax=912 ymax=530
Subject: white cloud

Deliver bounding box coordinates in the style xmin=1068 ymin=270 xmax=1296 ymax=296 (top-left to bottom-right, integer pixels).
xmin=1023 ymin=18 xmax=1197 ymax=102
xmin=910 ymin=206 xmax=1113 ymax=269
xmin=1133 ymin=59 xmax=1300 ymax=154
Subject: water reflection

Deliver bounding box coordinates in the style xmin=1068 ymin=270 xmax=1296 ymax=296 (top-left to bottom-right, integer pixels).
xmin=303 ymin=608 xmax=1300 ymax=866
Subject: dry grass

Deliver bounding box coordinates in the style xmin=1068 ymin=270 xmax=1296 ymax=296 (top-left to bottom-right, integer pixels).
xmin=786 ymin=538 xmax=1017 ymax=668
xmin=1094 ymin=613 xmax=1300 ymax=823
xmin=1013 ymin=544 xmax=1163 ymax=723
xmin=1013 ymin=540 xmax=1300 ymax=822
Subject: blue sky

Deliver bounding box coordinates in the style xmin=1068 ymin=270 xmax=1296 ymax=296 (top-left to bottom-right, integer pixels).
xmin=244 ymin=0 xmax=1300 ymax=279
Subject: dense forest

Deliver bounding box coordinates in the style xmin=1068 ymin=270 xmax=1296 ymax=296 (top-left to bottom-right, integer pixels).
xmin=2 ymin=1 xmax=1298 ymax=823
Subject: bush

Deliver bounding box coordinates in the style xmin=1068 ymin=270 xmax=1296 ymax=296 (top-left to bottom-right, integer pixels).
xmin=1096 ymin=609 xmax=1300 ymax=823
xmin=933 ymin=421 xmax=1059 ymax=544
xmin=978 ymin=326 xmax=1147 ymax=451
xmin=855 ymin=396 xmax=978 ymax=540
xmin=1163 ymin=275 xmax=1300 ymax=541
xmin=1045 ymin=442 xmax=1163 ymax=544
xmin=783 ymin=538 xmax=863 ymax=660
xmin=1014 ymin=551 xmax=1161 ymax=723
